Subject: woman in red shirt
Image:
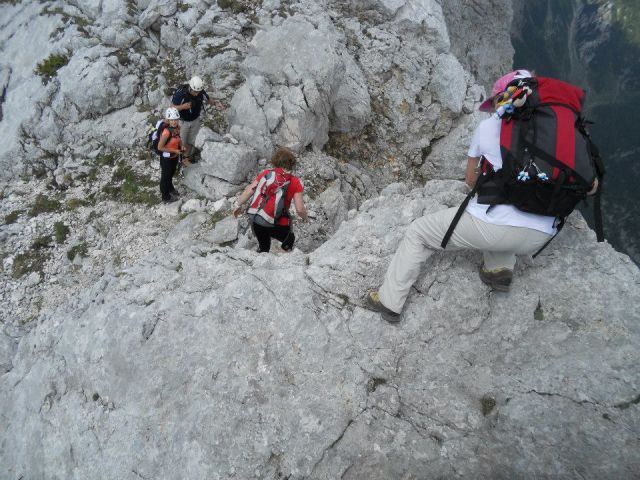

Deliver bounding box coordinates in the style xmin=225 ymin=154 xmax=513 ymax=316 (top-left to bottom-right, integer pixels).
xmin=233 ymin=147 xmax=308 ymax=252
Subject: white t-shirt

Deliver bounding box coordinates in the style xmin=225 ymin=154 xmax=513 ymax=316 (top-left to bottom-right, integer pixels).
xmin=465 ymin=116 xmax=557 ymax=235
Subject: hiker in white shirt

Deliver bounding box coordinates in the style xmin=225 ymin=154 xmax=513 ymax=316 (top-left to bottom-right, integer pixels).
xmin=366 ymin=70 xmax=556 ymax=323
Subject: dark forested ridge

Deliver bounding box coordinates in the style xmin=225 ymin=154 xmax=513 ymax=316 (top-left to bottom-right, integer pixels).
xmin=512 ymin=0 xmax=640 ymax=264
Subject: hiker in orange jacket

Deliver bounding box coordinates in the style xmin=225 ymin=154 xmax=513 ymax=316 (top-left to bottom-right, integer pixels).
xmin=157 ymin=107 xmax=185 ymax=203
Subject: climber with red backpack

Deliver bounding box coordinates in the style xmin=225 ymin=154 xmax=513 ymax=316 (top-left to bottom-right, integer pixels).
xmin=233 ymin=147 xmax=308 ymax=252
xmin=367 ymin=69 xmax=604 ymax=323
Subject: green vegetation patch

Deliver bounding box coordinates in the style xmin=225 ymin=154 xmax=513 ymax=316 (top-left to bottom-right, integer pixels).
xmin=208 ymin=211 xmax=227 ymax=227
xmin=204 ymin=39 xmax=231 ymax=58
xmin=12 ymin=235 xmax=52 ymax=278
xmin=29 ymin=194 xmax=61 ymax=217
xmin=104 ymin=164 xmax=160 ymax=206
xmin=4 ymin=210 xmax=22 ymax=224
xmin=116 ymin=50 xmax=130 ymax=66
xmin=31 ymin=235 xmax=52 ymax=250
xmin=66 ymin=198 xmax=93 ymax=210
xmin=54 ymin=222 xmax=70 ymax=243
xmin=42 ymin=6 xmax=91 ymax=34
xmin=605 ymin=0 xmax=640 ymax=45
xmin=12 ymin=251 xmax=48 ymax=278
xmin=35 ymin=53 xmax=69 ymax=84
xmin=96 ymin=153 xmax=117 ymax=167
xmin=76 ymin=167 xmax=99 ymax=182
xmin=67 ymin=242 xmax=88 ymax=261
xmin=217 ymin=0 xmax=262 ymax=13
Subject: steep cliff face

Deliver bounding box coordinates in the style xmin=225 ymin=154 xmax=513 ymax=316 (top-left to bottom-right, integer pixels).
xmin=1 ymin=0 xmax=639 ymax=478
xmin=511 ymin=0 xmax=640 ymax=264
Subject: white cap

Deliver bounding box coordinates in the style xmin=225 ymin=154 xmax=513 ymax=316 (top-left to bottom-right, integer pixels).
xmin=165 ymin=107 xmax=180 ymax=120
xmin=189 ymin=75 xmax=204 ymax=91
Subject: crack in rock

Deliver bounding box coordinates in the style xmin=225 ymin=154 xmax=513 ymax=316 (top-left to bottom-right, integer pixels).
xmin=524 ymin=389 xmax=598 ymax=407
xmin=307 ymin=407 xmax=367 ymax=477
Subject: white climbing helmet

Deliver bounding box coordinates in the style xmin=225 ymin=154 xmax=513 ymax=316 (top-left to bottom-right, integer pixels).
xmin=189 ymin=75 xmax=204 ymax=92
xmin=165 ymin=107 xmax=180 ymax=120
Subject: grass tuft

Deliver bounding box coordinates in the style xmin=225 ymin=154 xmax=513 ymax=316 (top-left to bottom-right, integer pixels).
xmin=54 ymin=222 xmax=70 ymax=243
xmin=67 ymin=242 xmax=88 ymax=261
xmin=4 ymin=210 xmax=22 ymax=224
xmin=35 ymin=53 xmax=69 ymax=84
xmin=29 ymin=194 xmax=61 ymax=217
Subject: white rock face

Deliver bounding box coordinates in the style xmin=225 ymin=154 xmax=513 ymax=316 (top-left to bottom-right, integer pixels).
xmin=54 ymin=47 xmax=140 ymax=119
xmin=228 ymin=14 xmax=371 ymax=156
xmin=430 ymin=53 xmax=467 ymax=114
xmin=202 ymin=141 xmax=258 ymax=184
xmin=206 ymin=215 xmax=238 ymax=244
xmin=1 ymin=181 xmax=638 ymax=479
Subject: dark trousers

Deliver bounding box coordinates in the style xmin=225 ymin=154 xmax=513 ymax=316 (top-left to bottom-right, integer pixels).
xmin=160 ymin=156 xmax=178 ymax=200
xmin=252 ymin=222 xmax=295 ymax=253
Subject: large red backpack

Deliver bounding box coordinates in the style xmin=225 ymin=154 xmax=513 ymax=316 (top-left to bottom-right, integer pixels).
xmin=247 ymin=168 xmax=291 ymax=227
xmin=442 ymin=76 xmax=605 ymax=256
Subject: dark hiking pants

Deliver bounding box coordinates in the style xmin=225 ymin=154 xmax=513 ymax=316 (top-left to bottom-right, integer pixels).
xmin=252 ymin=222 xmax=295 ymax=253
xmin=160 ymin=156 xmax=178 ymax=201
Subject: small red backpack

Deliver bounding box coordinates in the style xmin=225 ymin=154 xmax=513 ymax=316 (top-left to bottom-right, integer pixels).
xmin=247 ymin=168 xmax=291 ymax=226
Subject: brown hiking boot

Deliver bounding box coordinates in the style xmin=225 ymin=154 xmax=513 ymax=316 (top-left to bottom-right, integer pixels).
xmin=366 ymin=291 xmax=401 ymax=323
xmin=478 ymin=265 xmax=513 ymax=292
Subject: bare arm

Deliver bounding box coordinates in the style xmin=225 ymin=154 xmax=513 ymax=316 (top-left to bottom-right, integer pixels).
xmin=293 ymin=192 xmax=308 ymax=221
xmin=171 ymin=102 xmax=191 ymax=111
xmin=465 ymin=156 xmax=480 ymax=188
xmin=207 ymin=97 xmax=225 ymax=110
xmin=232 ymin=179 xmax=259 ymax=217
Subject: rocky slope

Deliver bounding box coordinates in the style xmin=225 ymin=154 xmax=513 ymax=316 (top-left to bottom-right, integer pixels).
xmin=2 ymin=180 xmax=639 ymax=479
xmin=1 ymin=0 xmax=639 ymax=478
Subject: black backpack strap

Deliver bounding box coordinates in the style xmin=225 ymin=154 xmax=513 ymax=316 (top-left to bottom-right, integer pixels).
xmin=441 ymin=171 xmax=489 ymax=249
xmin=532 ymin=217 xmax=565 ymax=258
xmin=546 ymin=170 xmax=567 ymax=214
xmin=579 ymin=118 xmax=606 ymax=242
xmin=593 ymin=188 xmax=604 ymax=242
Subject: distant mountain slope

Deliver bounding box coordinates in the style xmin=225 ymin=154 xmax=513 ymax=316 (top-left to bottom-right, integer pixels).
xmin=512 ymin=0 xmax=640 ymax=264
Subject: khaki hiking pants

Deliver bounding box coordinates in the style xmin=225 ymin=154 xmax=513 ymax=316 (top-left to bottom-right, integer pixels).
xmin=378 ymin=207 xmax=552 ymax=314
xmin=180 ymin=117 xmax=202 ymax=156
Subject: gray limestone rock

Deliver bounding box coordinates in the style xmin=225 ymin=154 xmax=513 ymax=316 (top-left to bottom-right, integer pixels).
xmin=1 ymin=1 xmax=637 ymax=478
xmin=228 ymin=78 xmax=270 ymax=136
xmin=206 ymin=215 xmax=238 ymax=245
xmin=429 ymin=53 xmax=467 ymax=114
xmin=0 ymin=333 xmax=15 ymax=374
xmin=195 ymin=142 xmax=258 ymax=184
xmin=441 ymin=0 xmax=514 ymax=91
xmin=53 ymin=47 xmax=140 ymax=119
xmin=194 ymin=126 xmax=223 ymax=150
xmin=228 ymin=14 xmax=371 ymax=155
xmin=330 ymin=52 xmax=372 ymax=133
xmin=1 ymin=181 xmax=638 ymax=479
xmin=139 ymin=0 xmax=178 ymax=30
xmin=182 ymin=167 xmax=243 ymax=200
